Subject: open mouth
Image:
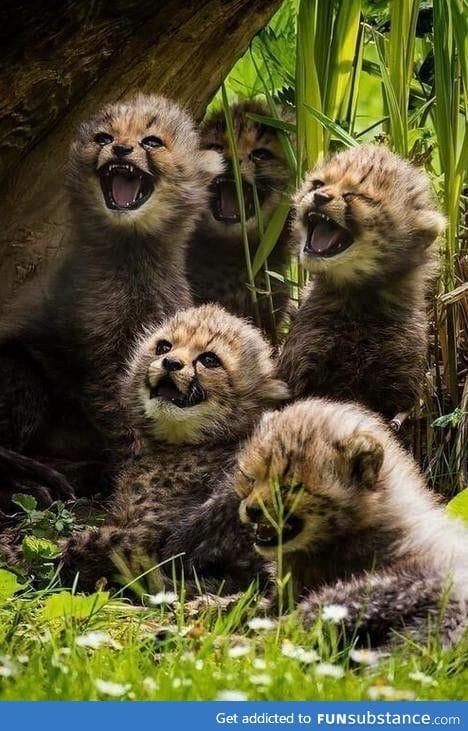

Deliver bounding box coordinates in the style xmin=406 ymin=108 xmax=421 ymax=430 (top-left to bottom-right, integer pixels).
xmin=254 ymin=515 xmax=303 ymax=548
xmin=148 ymin=375 xmax=205 ymax=409
xmin=211 ymin=175 xmax=256 ymax=223
xmin=99 ymin=161 xmax=154 ymax=211
xmin=304 ymin=212 xmax=354 ymax=258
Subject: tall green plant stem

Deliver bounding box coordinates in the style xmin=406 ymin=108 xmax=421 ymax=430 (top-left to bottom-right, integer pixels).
xmin=221 ymin=83 xmax=261 ymax=327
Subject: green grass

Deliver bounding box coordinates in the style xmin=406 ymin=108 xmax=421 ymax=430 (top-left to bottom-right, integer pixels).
xmin=1 ymin=585 xmax=468 ymax=701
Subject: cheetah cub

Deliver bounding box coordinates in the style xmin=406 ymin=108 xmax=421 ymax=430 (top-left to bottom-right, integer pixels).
xmin=236 ymin=399 xmax=468 ymax=647
xmin=0 ymin=93 xmax=222 ymax=504
xmin=188 ymin=100 xmax=292 ymax=337
xmin=277 ymin=145 xmax=445 ymax=419
xmin=62 ymin=304 xmax=289 ymax=594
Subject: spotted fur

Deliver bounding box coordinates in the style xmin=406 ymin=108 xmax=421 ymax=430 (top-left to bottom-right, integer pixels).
xmin=277 ymin=145 xmax=446 ymax=418
xmin=0 ymin=94 xmax=221 ymax=502
xmin=188 ymin=101 xmax=293 ymax=338
xmin=61 ymin=305 xmax=289 ymax=594
xmin=236 ymin=399 xmax=468 ymax=647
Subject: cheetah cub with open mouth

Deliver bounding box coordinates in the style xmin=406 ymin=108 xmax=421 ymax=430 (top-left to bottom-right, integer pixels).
xmin=277 ymin=145 xmax=445 ymax=419
xmin=237 ymin=399 xmax=468 ymax=647
xmin=62 ymin=304 xmax=288 ymax=594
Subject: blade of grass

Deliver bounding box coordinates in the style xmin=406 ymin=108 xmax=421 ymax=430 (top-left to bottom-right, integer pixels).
xmin=252 ymin=196 xmax=292 ymax=277
xmin=245 ymin=112 xmax=296 ymax=134
xmin=221 ymin=83 xmax=261 ymax=327
xmin=296 ymin=0 xmax=324 ymax=176
xmin=373 ymin=29 xmax=406 ymax=154
xmin=304 ymin=104 xmax=359 ymax=147
xmin=325 ymin=0 xmax=362 ymax=124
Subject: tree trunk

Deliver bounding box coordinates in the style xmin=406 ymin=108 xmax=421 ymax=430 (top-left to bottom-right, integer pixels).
xmin=0 ymin=0 xmax=281 ymax=313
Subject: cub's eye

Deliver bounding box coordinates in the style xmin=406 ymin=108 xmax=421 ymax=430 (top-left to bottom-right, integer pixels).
xmin=155 ymin=340 xmax=172 ymax=355
xmin=204 ymin=143 xmax=224 ymax=153
xmin=94 ymin=132 xmax=114 ymax=146
xmin=344 ymin=191 xmax=376 ymax=205
xmin=239 ymin=467 xmax=256 ymax=485
xmin=310 ymin=179 xmax=324 ymax=190
xmin=141 ymin=135 xmax=165 ymax=149
xmin=198 ymin=351 xmax=222 ymax=369
xmin=251 ymin=148 xmax=275 ymax=161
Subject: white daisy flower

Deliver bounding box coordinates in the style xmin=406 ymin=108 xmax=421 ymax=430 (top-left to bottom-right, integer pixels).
xmin=228 ymin=644 xmax=250 ymax=658
xmin=142 ymin=677 xmax=158 ymax=693
xmin=315 ymin=663 xmax=345 ymax=679
xmin=408 ymin=671 xmax=438 ymax=686
xmin=368 ymin=685 xmax=415 ymax=700
xmin=51 ymin=654 xmax=69 ymax=674
xmin=38 ymin=630 xmax=52 ymax=644
xmin=180 ymin=651 xmax=195 ymax=662
xmin=349 ymin=649 xmax=382 ymax=666
xmin=253 ymin=658 xmax=267 ymax=670
xmin=0 ymin=656 xmax=18 ymax=678
xmin=172 ymin=677 xmax=192 ymax=688
xmin=147 ymin=591 xmax=178 ymax=606
xmin=247 ymin=617 xmax=276 ymax=631
xmin=322 ymin=604 xmax=349 ymax=623
xmin=217 ymin=690 xmax=247 ymax=701
xmin=76 ymin=631 xmax=122 ymax=650
xmin=194 ymin=659 xmax=204 ymax=670
xmin=281 ymin=642 xmax=319 ymax=664
xmin=249 ymin=673 xmax=272 ymax=686
xmin=94 ymin=679 xmax=131 ymax=697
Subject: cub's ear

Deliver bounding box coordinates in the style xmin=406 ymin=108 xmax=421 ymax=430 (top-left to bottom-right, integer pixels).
xmin=197 ymin=148 xmax=225 ymax=184
xmin=260 ymin=378 xmax=290 ymax=405
xmin=415 ymin=210 xmax=446 ymax=248
xmin=337 ymin=432 xmax=384 ymax=490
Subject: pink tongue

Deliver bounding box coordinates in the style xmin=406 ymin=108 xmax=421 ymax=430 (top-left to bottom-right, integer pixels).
xmin=310 ymin=220 xmax=343 ymax=253
xmin=111 ymin=174 xmax=141 ymax=208
xmin=220 ymin=182 xmax=240 ymax=218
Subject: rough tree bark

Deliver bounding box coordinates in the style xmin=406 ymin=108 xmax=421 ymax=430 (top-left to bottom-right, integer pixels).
xmin=0 ymin=0 xmax=282 ymax=313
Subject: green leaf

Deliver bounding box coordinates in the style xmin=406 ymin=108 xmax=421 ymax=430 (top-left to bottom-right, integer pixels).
xmin=252 ymin=198 xmax=291 ymax=276
xmin=372 ymin=29 xmax=406 ymax=155
xmin=245 ymin=112 xmax=296 ymax=134
xmin=447 ymin=490 xmax=468 ymax=523
xmin=304 ymin=104 xmax=358 ymax=148
xmin=296 ymin=0 xmax=325 ymax=170
xmin=11 ymin=493 xmax=37 ymax=514
xmin=22 ymin=535 xmax=61 ymax=560
xmin=0 ymin=569 xmax=22 ymax=601
xmin=324 ymin=0 xmax=361 ymax=122
xmin=432 ymin=409 xmax=467 ymax=428
xmin=266 ymin=270 xmax=298 ymax=288
xmin=41 ymin=591 xmax=109 ymax=619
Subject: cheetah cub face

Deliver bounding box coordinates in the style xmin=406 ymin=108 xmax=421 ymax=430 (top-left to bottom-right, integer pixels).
xmin=236 ymin=399 xmax=386 ymax=556
xmin=124 ymin=304 xmax=289 ymax=445
xmin=68 ymin=93 xmax=222 ymax=235
xmin=200 ymin=101 xmax=291 ymax=238
xmin=294 ymin=144 xmax=445 ymax=284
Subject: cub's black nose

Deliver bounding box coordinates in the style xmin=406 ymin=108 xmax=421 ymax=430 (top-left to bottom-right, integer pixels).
xmin=162 ymin=357 xmax=184 ymax=372
xmin=314 ymin=190 xmax=333 ymax=207
xmin=113 ymin=144 xmax=134 ymax=158
xmin=245 ymin=504 xmax=264 ymax=522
